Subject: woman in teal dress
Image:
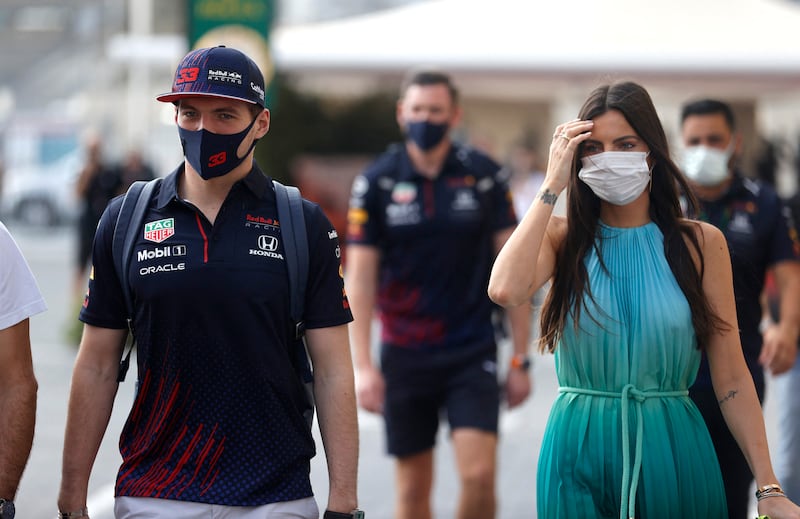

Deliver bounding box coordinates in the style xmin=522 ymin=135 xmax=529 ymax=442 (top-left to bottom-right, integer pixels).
xmin=489 ymin=82 xmax=800 ymax=519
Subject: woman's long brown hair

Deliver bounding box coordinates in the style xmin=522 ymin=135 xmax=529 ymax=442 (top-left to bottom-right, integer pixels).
xmin=538 ymin=81 xmax=728 ymax=353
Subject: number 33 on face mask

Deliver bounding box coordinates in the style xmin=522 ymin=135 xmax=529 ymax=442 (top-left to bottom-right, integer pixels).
xmin=578 ymin=151 xmax=652 ymax=206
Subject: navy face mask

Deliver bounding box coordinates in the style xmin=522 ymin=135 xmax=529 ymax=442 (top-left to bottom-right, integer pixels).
xmin=405 ymin=120 xmax=449 ymax=151
xmin=178 ymin=116 xmax=258 ymax=180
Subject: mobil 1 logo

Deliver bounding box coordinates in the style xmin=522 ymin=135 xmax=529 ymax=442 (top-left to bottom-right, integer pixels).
xmin=137 ymin=244 xmax=188 ymax=263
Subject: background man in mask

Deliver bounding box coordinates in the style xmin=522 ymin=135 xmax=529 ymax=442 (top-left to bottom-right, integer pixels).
xmin=345 ymin=69 xmax=532 ymax=519
xmin=58 ymin=46 xmax=361 ymax=519
xmin=680 ymin=98 xmax=800 ymax=518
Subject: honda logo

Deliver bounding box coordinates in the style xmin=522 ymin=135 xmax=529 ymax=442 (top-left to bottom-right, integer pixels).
xmin=258 ymin=235 xmax=278 ymax=251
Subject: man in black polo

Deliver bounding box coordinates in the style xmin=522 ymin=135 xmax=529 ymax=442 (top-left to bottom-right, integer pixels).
xmin=59 ymin=46 xmax=362 ymax=519
xmin=680 ymin=98 xmax=800 ymax=518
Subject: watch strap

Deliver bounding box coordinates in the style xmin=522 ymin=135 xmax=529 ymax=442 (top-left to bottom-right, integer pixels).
xmin=510 ymin=354 xmax=531 ymax=371
xmin=324 ymin=509 xmax=364 ymax=519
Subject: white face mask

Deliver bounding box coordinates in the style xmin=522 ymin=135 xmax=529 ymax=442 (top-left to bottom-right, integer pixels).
xmin=578 ymin=151 xmax=651 ymax=206
xmin=681 ymin=142 xmax=733 ymax=187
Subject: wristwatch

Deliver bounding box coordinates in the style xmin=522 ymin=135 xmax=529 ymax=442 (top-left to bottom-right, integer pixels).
xmin=510 ymin=354 xmax=531 ymax=371
xmin=0 ymin=498 xmax=15 ymax=519
xmin=323 ymin=509 xmax=365 ymax=519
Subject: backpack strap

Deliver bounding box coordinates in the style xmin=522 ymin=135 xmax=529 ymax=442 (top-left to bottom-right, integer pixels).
xmin=273 ymin=180 xmax=308 ymax=339
xmin=272 ymin=179 xmax=315 ymax=428
xmin=112 ymin=178 xmax=161 ymax=382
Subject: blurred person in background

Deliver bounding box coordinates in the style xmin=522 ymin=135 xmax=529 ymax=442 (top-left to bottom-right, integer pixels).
xmin=58 ymin=46 xmax=360 ymax=519
xmin=346 ymin=69 xmax=532 ymax=519
xmin=117 ymin=147 xmax=155 ymax=191
xmin=0 ymin=220 xmax=47 ymax=519
xmin=680 ymin=98 xmax=800 ymax=518
xmin=489 ymin=80 xmax=800 ymax=518
xmin=73 ymin=133 xmax=121 ymax=300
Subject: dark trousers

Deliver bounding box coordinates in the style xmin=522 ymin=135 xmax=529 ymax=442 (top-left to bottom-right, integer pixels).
xmin=690 ymin=381 xmax=765 ymax=519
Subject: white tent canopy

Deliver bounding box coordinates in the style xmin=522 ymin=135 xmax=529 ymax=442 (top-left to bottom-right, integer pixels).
xmin=272 ymin=0 xmax=800 ymax=77
xmin=270 ymin=0 xmax=800 ymax=195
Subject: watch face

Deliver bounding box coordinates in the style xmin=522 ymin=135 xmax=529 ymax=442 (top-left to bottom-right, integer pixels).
xmin=0 ymin=499 xmax=15 ymax=519
xmin=353 ymin=510 xmax=365 ymax=519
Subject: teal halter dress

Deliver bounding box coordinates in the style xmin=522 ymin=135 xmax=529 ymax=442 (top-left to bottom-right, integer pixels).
xmin=537 ymin=222 xmax=727 ymax=519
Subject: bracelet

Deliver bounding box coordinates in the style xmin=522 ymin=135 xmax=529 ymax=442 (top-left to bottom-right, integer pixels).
xmin=58 ymin=507 xmax=89 ymax=518
xmin=755 ymin=483 xmax=786 ymax=501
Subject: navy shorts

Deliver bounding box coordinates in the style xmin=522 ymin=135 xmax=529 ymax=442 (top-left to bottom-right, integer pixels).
xmin=380 ymin=345 xmax=500 ymax=457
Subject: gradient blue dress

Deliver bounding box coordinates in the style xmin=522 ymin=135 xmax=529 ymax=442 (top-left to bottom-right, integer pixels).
xmin=537 ymin=222 xmax=727 ymax=519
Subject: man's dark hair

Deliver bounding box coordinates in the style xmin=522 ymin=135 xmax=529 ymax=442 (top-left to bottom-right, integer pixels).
xmin=680 ymin=99 xmax=736 ymax=131
xmin=399 ymin=69 xmax=459 ymax=105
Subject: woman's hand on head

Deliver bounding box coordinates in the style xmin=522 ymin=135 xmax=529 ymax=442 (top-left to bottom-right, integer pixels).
xmin=545 ymin=119 xmax=594 ymax=194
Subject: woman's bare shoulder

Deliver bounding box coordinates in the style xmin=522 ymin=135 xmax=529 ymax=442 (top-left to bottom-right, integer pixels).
xmin=679 ymin=218 xmax=725 ymax=247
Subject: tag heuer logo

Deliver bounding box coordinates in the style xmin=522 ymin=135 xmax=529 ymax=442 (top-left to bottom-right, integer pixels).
xmin=144 ymin=218 xmax=175 ymax=243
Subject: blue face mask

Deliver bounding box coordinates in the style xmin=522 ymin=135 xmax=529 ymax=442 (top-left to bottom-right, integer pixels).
xmin=178 ymin=116 xmax=258 ymax=180
xmin=404 ymin=120 xmax=449 ymax=151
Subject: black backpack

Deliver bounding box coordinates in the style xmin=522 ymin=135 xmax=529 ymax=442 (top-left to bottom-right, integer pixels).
xmin=110 ymin=178 xmax=315 ymax=427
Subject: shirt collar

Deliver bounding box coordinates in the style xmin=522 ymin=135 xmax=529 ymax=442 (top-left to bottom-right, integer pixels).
xmin=396 ymin=143 xmax=462 ymax=181
xmin=155 ymin=162 xmax=272 ymax=209
xmin=703 ymin=170 xmax=746 ymax=207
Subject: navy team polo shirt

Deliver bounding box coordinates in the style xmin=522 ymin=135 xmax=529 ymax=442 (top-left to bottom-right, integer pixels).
xmin=347 ymin=143 xmax=516 ymax=355
xmin=691 ymin=172 xmax=800 ymax=391
xmin=80 ymin=163 xmax=352 ymax=506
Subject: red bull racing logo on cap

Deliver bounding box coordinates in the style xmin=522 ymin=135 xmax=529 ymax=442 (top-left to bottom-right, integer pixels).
xmin=208 ymin=68 xmax=243 ymax=85
xmin=144 ymin=218 xmax=175 ymax=243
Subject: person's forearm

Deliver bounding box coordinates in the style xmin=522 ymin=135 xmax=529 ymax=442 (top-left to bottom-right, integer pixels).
xmin=489 ymin=185 xmax=559 ymax=308
xmin=58 ymin=361 xmax=120 ymax=510
xmin=0 ymin=376 xmax=37 ymax=499
xmin=507 ymin=302 xmax=533 ymax=357
xmin=717 ymin=372 xmax=780 ymax=486
xmin=315 ymin=364 xmax=359 ymax=512
xmin=344 ymin=247 xmax=379 ymax=371
xmin=348 ymin=286 xmax=376 ymax=370
xmin=778 ymin=273 xmax=800 ymax=344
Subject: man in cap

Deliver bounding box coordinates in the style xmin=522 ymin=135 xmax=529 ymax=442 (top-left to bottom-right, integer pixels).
xmin=58 ymin=46 xmax=362 ymax=519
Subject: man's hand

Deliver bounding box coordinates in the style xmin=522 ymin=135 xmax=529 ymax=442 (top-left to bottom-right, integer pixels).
xmin=760 ymin=323 xmax=798 ymax=375
xmin=355 ymin=365 xmax=385 ymax=414
xmin=504 ymin=368 xmax=532 ymax=409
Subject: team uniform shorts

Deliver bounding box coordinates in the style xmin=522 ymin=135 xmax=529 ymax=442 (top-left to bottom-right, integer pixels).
xmin=380 ymin=344 xmax=500 ymax=457
xmin=114 ymin=496 xmax=318 ymax=518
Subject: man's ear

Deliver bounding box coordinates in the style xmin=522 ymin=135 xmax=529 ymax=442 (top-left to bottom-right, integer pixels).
xmin=255 ymin=108 xmax=270 ymax=138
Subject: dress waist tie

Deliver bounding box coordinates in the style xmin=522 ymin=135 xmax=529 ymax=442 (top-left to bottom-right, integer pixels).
xmin=558 ymin=384 xmax=688 ymax=519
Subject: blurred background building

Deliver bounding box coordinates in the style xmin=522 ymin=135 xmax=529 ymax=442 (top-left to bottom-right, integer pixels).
xmin=3 ymin=0 xmax=800 ymax=227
